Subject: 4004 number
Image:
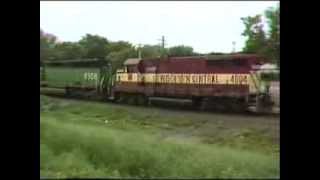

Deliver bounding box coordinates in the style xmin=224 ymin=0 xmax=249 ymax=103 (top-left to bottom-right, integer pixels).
xmin=230 ymin=74 xmax=248 ymax=84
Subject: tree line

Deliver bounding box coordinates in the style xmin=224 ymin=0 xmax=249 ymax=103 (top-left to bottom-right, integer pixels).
xmin=40 ymin=4 xmax=279 ymax=67
xmin=241 ymin=4 xmax=279 ymax=66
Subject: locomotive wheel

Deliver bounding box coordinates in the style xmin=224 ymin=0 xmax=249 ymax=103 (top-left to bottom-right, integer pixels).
xmin=203 ymin=97 xmax=231 ymax=112
xmin=136 ymin=95 xmax=149 ymax=106
xmin=117 ymin=93 xmax=128 ymax=104
xmin=199 ymin=98 xmax=208 ymax=111
xmin=113 ymin=92 xmax=121 ymax=103
xmin=126 ymin=94 xmax=133 ymax=104
xmin=223 ymin=98 xmax=247 ymax=113
xmin=191 ymin=97 xmax=202 ymax=108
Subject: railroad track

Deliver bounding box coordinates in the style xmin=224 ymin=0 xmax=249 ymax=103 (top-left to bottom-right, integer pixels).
xmin=40 ymin=87 xmax=279 ymax=117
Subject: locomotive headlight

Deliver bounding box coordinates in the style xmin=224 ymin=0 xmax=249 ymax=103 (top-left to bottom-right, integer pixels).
xmin=259 ymin=82 xmax=267 ymax=93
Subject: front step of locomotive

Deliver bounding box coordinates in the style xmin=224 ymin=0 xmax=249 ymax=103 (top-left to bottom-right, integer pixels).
xmin=247 ymin=94 xmax=276 ymax=114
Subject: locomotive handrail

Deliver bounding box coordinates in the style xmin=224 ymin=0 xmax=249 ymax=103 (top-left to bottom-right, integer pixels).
xmin=249 ymin=71 xmax=261 ymax=94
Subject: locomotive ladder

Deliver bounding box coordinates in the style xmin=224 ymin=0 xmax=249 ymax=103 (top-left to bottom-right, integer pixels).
xmin=248 ymin=72 xmax=261 ymax=107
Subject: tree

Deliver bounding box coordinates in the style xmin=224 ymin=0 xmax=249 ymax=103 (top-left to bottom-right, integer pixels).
xmin=40 ymin=28 xmax=57 ymax=61
xmin=79 ymin=34 xmax=109 ymax=59
xmin=240 ymin=4 xmax=280 ymax=66
xmin=241 ymin=15 xmax=267 ymax=54
xmin=108 ymin=41 xmax=133 ymax=52
xmin=53 ymin=42 xmax=86 ymax=60
xmin=106 ymin=47 xmax=137 ymax=73
xmin=168 ymin=45 xmax=194 ymax=56
xmin=265 ymin=5 xmax=280 ymax=66
xmin=140 ymin=45 xmax=161 ymax=58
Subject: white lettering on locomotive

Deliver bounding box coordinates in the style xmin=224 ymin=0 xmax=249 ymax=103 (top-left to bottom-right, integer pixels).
xmin=115 ymin=73 xmax=251 ymax=85
xmin=84 ymin=72 xmax=98 ymax=81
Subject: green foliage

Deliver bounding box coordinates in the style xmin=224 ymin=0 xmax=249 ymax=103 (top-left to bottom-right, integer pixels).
xmin=39 ymin=29 xmax=197 ymax=65
xmin=265 ymin=5 xmax=280 ymax=66
xmin=168 ymin=45 xmax=194 ymax=56
xmin=241 ymin=4 xmax=280 ymax=66
xmin=40 ymin=96 xmax=279 ymax=178
xmin=140 ymin=45 xmax=161 ymax=58
xmin=107 ymin=47 xmax=137 ymax=73
xmin=241 ymin=15 xmax=267 ymax=54
xmin=52 ymin=42 xmax=86 ymax=60
xmin=40 ymin=28 xmax=57 ymax=61
xmin=108 ymin=41 xmax=133 ymax=52
xmin=79 ymin=34 xmax=109 ymax=59
xmin=41 ymin=117 xmax=279 ymax=178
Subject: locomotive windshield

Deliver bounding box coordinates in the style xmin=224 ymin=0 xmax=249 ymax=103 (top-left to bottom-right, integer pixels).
xmin=260 ymin=71 xmax=279 ymax=81
xmin=258 ymin=64 xmax=279 ymax=81
xmin=256 ymin=64 xmax=279 ymax=94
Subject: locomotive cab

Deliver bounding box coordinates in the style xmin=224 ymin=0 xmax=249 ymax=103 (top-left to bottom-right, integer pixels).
xmin=249 ymin=63 xmax=279 ymax=113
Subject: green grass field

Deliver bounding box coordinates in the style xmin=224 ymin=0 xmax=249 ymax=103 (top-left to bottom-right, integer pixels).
xmin=43 ymin=67 xmax=100 ymax=88
xmin=40 ymin=95 xmax=279 ymax=178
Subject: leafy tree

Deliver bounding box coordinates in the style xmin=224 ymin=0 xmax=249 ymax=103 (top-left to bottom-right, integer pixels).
xmin=168 ymin=45 xmax=194 ymax=56
xmin=106 ymin=47 xmax=137 ymax=73
xmin=140 ymin=45 xmax=161 ymax=58
xmin=265 ymin=5 xmax=280 ymax=66
xmin=241 ymin=4 xmax=280 ymax=66
xmin=40 ymin=28 xmax=57 ymax=61
xmin=108 ymin=41 xmax=133 ymax=52
xmin=79 ymin=34 xmax=109 ymax=59
xmin=105 ymin=41 xmax=138 ymax=72
xmin=53 ymin=42 xmax=86 ymax=60
xmin=241 ymin=15 xmax=267 ymax=54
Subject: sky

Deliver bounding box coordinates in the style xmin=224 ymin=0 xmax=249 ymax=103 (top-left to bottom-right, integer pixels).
xmin=40 ymin=1 xmax=279 ymax=54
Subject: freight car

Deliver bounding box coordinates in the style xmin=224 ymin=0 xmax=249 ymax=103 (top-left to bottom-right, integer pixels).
xmin=40 ymin=54 xmax=279 ymax=113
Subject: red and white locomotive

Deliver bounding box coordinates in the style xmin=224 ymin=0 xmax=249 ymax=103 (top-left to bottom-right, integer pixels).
xmin=112 ymin=54 xmax=279 ymax=112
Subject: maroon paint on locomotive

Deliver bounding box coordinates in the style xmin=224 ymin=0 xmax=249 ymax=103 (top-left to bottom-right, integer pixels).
xmin=114 ymin=54 xmax=265 ymax=98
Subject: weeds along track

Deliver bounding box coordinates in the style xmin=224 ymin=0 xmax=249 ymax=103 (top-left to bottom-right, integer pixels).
xmin=41 ymin=94 xmax=280 ymax=148
xmin=40 ymin=87 xmax=280 ymax=118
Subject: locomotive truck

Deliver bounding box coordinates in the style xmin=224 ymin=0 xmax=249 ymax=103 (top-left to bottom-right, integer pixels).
xmin=40 ymin=54 xmax=279 ymax=113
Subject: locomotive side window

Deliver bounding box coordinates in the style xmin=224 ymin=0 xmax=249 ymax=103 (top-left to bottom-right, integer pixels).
xmin=261 ymin=72 xmax=279 ymax=81
xmin=127 ymin=65 xmax=138 ymax=73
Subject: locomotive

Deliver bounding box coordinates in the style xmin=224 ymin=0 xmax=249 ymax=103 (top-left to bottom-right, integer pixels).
xmin=40 ymin=54 xmax=279 ymax=113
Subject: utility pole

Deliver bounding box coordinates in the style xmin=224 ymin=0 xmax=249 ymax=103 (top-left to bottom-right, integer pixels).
xmin=158 ymin=35 xmax=166 ymax=59
xmin=138 ymin=44 xmax=142 ymax=59
xmin=232 ymin=41 xmax=236 ymax=53
xmin=161 ymin=36 xmax=165 ymax=51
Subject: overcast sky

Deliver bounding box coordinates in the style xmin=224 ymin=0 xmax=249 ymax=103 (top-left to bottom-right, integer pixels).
xmin=40 ymin=1 xmax=279 ymax=54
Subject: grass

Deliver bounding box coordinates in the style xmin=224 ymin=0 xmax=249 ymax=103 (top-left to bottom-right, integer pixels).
xmin=40 ymin=95 xmax=279 ymax=178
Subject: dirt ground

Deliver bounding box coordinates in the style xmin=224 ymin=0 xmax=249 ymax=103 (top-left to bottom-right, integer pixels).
xmin=106 ymin=99 xmax=280 ymax=147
